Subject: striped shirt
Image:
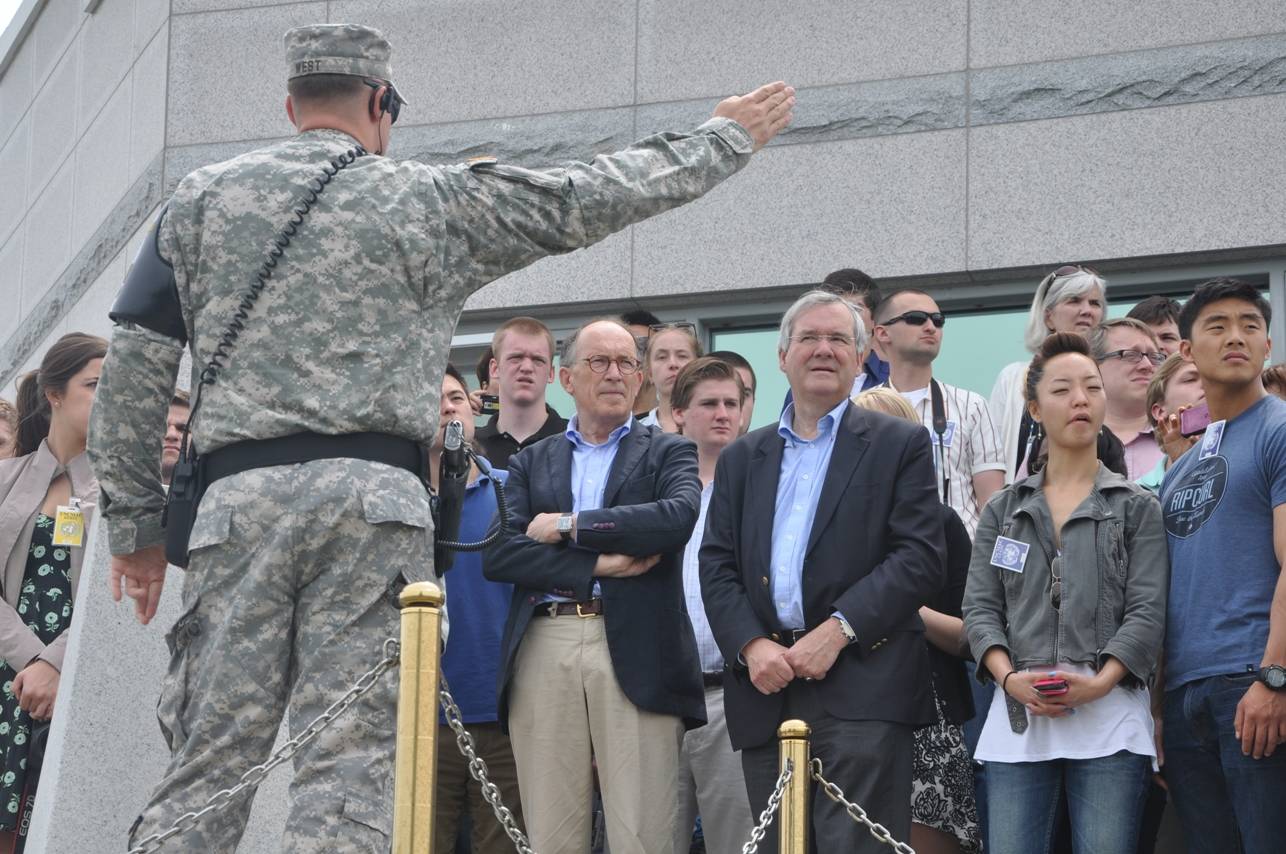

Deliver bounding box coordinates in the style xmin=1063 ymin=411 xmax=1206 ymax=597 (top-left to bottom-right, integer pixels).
xmin=892 ymin=379 xmax=1005 ymax=539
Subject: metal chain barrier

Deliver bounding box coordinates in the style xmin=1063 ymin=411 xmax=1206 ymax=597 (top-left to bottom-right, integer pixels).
xmin=810 ymin=758 xmax=916 ymax=854
xmin=126 ymin=638 xmax=402 ymax=854
xmin=739 ymin=758 xmax=793 ymax=854
xmin=440 ymin=676 xmax=536 ymax=854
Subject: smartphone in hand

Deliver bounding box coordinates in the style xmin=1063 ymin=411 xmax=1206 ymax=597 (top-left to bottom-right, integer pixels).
xmin=1033 ymin=677 xmax=1069 ymax=696
xmin=1180 ymin=402 xmax=1211 ymax=437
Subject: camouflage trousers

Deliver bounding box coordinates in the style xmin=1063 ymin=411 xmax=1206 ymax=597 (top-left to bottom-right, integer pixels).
xmin=130 ymin=459 xmax=436 ymax=853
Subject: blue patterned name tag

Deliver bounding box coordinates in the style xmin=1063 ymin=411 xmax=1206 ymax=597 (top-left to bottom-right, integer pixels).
xmin=990 ymin=536 xmax=1029 ymax=573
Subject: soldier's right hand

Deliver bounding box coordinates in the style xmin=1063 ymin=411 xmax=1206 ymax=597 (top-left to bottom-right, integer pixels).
xmin=713 ymin=81 xmax=796 ymax=152
xmin=592 ymin=553 xmax=661 ymax=578
xmin=110 ymin=544 xmax=169 ymax=625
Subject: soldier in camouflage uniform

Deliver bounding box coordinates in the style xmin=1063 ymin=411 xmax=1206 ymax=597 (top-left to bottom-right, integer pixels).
xmin=86 ymin=22 xmax=793 ymax=854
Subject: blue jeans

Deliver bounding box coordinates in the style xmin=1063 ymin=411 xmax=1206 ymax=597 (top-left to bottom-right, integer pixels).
xmin=986 ymin=750 xmax=1150 ymax=854
xmin=1163 ymin=672 xmax=1286 ymax=854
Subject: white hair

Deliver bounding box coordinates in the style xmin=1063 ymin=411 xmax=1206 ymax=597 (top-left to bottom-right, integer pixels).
xmin=1023 ymin=268 xmax=1108 ymax=353
xmin=778 ymin=290 xmax=868 ymax=354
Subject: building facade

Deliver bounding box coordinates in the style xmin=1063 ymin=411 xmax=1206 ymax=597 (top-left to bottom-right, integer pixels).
xmin=3 ymin=0 xmax=1286 ymax=418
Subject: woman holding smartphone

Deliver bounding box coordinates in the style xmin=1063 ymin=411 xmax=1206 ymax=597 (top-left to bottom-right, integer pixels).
xmin=963 ymin=333 xmax=1167 ymax=854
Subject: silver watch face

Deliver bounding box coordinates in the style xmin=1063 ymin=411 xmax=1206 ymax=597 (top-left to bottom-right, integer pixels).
xmin=1267 ymin=666 xmax=1286 ymax=689
xmin=557 ymin=515 xmax=573 ymax=532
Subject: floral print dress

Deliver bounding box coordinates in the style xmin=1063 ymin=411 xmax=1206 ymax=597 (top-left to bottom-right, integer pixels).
xmin=0 ymin=514 xmax=73 ymax=828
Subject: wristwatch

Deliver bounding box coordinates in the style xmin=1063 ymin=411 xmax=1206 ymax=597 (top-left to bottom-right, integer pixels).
xmin=1259 ymin=664 xmax=1286 ymax=690
xmin=831 ymin=613 xmax=857 ymax=645
xmin=556 ymin=513 xmax=574 ymax=542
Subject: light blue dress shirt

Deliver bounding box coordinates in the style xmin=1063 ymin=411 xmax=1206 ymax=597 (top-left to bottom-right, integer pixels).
xmin=769 ymin=398 xmax=849 ymax=629
xmin=682 ymin=483 xmax=724 ymax=672
xmin=540 ymin=415 xmax=632 ymax=604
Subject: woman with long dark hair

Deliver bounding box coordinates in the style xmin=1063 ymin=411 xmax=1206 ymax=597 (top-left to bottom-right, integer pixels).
xmin=964 ymin=333 xmax=1167 ymax=854
xmin=0 ymin=332 xmax=106 ymax=839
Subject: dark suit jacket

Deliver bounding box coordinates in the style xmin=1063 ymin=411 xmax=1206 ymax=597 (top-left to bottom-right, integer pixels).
xmin=484 ymin=419 xmax=707 ymax=730
xmin=699 ymin=402 xmax=946 ymax=750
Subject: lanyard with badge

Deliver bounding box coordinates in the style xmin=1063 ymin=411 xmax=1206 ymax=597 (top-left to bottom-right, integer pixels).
xmin=1199 ymin=418 xmax=1227 ymax=460
xmin=52 ymin=497 xmax=85 ymax=548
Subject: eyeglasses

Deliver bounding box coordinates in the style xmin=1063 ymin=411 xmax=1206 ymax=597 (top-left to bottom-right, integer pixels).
xmin=881 ymin=310 xmax=946 ymax=329
xmin=1052 ymin=264 xmax=1100 ymax=278
xmin=1101 ymin=349 xmax=1165 ymax=366
xmin=789 ymin=333 xmax=857 ymax=349
xmin=1050 ymin=555 xmax=1063 ymax=611
xmin=649 ymin=322 xmax=697 ymax=336
xmin=582 ymin=356 xmax=641 ymax=375
xmin=364 ymin=79 xmax=405 ymax=124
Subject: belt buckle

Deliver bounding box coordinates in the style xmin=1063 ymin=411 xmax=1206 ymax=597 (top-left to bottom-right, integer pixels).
xmin=576 ymin=602 xmax=595 ymax=618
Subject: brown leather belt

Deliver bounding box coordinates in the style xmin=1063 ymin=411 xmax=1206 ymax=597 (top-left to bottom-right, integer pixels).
xmin=534 ymin=599 xmax=604 ymax=618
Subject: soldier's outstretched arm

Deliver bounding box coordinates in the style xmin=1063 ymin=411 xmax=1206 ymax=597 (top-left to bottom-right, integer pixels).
xmin=438 ymin=81 xmax=795 ymax=286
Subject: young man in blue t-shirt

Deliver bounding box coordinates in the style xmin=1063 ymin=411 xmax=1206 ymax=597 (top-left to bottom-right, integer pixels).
xmin=1160 ymin=278 xmax=1286 ymax=854
xmin=432 ymin=364 xmax=520 ymax=854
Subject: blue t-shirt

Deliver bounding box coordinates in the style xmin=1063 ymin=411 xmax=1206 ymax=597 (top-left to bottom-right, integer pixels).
xmin=439 ymin=468 xmax=511 ymax=724
xmin=1161 ymin=395 xmax=1286 ymax=688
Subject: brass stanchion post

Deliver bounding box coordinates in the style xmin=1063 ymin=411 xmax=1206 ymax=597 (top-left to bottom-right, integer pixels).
xmin=392 ymin=581 xmax=445 ymax=854
xmin=778 ymin=719 xmax=810 ymax=854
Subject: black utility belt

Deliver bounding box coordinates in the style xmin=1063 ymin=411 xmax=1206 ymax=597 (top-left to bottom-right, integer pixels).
xmin=203 ymin=431 xmax=427 ymax=488
xmin=164 ymin=431 xmax=427 ymax=568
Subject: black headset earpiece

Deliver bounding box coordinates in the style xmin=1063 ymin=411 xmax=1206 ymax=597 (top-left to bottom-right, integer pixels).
xmin=378 ymin=85 xmax=393 ymax=116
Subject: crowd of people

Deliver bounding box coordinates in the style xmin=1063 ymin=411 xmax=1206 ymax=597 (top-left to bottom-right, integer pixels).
xmin=0 ymin=265 xmax=1284 ymax=854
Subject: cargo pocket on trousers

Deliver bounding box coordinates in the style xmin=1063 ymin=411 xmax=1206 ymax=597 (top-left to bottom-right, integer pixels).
xmin=188 ymin=507 xmax=232 ymax=553
xmin=157 ymin=598 xmax=203 ymax=753
xmin=335 ymin=794 xmax=392 ymax=847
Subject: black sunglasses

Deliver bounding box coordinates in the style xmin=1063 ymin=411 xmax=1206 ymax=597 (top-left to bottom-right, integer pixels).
xmin=881 ymin=310 xmax=946 ymax=329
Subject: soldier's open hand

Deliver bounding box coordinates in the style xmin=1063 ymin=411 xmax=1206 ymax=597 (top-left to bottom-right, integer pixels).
xmin=110 ymin=544 xmax=169 ymax=625
xmin=714 ymin=81 xmax=796 ymax=151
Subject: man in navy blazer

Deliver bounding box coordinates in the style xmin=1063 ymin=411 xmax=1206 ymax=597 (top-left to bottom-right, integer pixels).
xmin=485 ymin=318 xmax=704 ymax=854
xmin=700 ymin=290 xmax=946 ymax=854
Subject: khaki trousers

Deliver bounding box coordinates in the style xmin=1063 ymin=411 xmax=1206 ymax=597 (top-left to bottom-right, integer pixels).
xmin=508 ymin=612 xmax=684 ymax=854
xmin=675 ymin=686 xmax=753 ymax=854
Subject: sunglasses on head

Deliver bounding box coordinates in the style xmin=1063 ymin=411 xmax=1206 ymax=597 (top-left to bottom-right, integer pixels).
xmin=1052 ymin=264 xmax=1099 ymax=279
xmin=881 ymin=310 xmax=946 ymax=329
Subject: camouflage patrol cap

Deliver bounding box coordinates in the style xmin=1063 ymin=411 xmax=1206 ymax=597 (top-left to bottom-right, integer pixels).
xmin=285 ymin=23 xmax=394 ymax=83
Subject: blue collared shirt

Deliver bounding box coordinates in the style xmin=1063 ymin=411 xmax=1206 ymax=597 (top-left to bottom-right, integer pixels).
xmin=682 ymin=483 xmax=724 ymax=672
xmin=540 ymin=415 xmax=632 ymax=604
xmin=769 ymin=398 xmax=849 ymax=629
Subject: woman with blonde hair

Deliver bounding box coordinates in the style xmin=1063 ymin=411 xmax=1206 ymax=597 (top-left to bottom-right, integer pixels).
xmin=0 ymin=332 xmax=106 ymax=840
xmin=854 ymin=387 xmax=982 ymax=854
xmin=638 ymin=322 xmax=703 ymax=432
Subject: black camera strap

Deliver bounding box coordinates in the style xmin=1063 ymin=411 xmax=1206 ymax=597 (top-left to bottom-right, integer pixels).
xmin=163 ymin=146 xmax=366 ymax=566
xmin=929 ymin=378 xmax=950 ymax=501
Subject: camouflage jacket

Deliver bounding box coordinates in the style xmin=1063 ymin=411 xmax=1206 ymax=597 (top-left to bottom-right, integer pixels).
xmin=88 ymin=119 xmax=755 ymax=555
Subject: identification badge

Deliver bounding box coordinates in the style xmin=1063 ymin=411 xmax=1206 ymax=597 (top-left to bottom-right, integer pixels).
xmin=52 ymin=500 xmax=85 ymax=547
xmin=1199 ymin=419 xmax=1227 ymax=460
xmin=990 ymin=536 xmax=1029 ymax=573
xmin=928 ymin=421 xmax=957 ymax=448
